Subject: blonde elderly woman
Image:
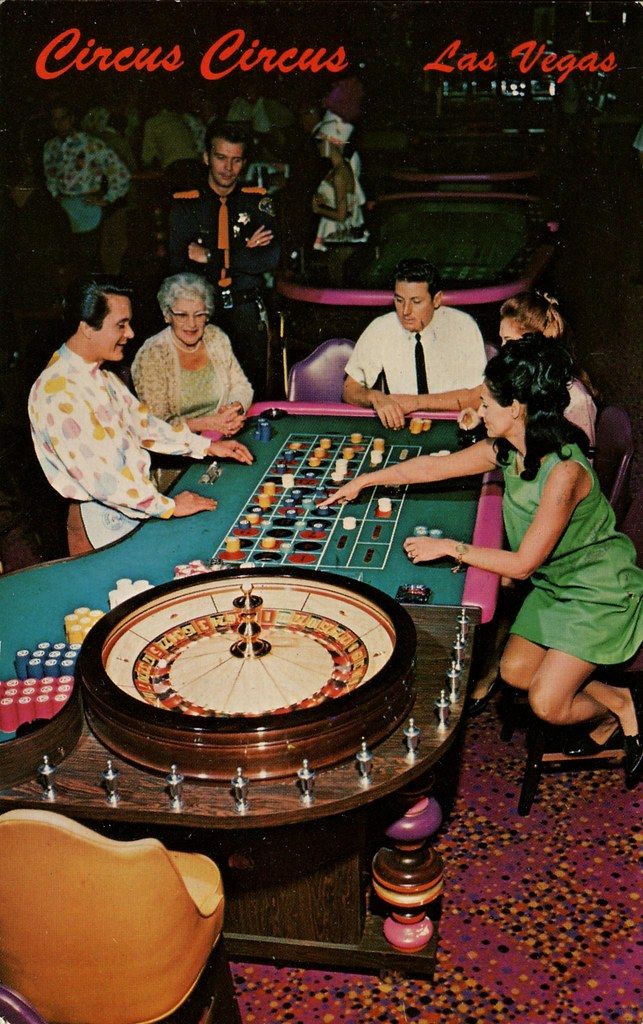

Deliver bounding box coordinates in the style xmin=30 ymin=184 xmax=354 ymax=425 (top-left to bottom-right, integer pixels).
xmin=131 ymin=273 xmax=253 ymax=436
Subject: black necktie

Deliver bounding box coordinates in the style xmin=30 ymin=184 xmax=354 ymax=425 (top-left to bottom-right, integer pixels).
xmin=414 ymin=333 xmax=428 ymax=394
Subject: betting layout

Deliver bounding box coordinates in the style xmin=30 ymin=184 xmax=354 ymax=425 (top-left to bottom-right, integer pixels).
xmin=211 ymin=430 xmax=423 ymax=573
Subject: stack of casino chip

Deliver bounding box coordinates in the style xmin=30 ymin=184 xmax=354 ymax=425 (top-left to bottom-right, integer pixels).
xmin=64 ymin=607 xmax=105 ymax=644
xmin=108 ymin=578 xmax=153 ymax=610
xmin=0 ymin=676 xmax=74 ymax=733
xmin=14 ymin=641 xmax=80 ymax=683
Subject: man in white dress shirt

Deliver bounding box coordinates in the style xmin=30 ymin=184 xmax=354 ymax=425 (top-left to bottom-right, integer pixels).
xmin=343 ymin=258 xmax=486 ymax=428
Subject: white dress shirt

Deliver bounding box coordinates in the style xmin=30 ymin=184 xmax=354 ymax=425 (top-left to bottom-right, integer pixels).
xmin=344 ymin=306 xmax=487 ymax=394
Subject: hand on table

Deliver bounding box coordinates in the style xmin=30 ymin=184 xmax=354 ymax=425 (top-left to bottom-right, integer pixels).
xmin=318 ymin=478 xmax=365 ymax=506
xmin=207 ymin=439 xmax=254 ymax=464
xmin=403 ymin=535 xmax=451 ymax=564
xmin=246 ymin=226 xmax=273 ymax=248
xmin=172 ymin=491 xmax=218 ymax=517
xmin=371 ymin=392 xmax=407 ymax=430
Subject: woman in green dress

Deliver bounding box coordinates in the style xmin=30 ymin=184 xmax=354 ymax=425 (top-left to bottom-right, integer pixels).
xmin=321 ymin=338 xmax=643 ymax=788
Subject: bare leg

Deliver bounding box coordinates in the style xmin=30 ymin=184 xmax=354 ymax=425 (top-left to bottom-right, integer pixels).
xmin=583 ymin=680 xmax=638 ymax=737
xmin=527 ymin=650 xmax=605 ymax=726
xmin=501 ymin=637 xmax=623 ymax=729
xmin=499 ymin=635 xmax=547 ymax=692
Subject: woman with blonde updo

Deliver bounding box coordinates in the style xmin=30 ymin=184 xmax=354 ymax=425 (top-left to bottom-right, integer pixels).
xmin=497 ymin=292 xmax=598 ymax=446
xmin=404 ymin=291 xmax=598 ymax=448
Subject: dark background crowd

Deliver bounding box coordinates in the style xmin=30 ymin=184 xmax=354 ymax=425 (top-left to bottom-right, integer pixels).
xmin=0 ymin=0 xmax=641 ymax=565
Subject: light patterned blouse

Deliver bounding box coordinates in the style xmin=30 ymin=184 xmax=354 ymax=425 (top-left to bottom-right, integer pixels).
xmin=131 ymin=324 xmax=253 ymax=425
xmin=43 ymin=131 xmax=131 ymax=204
xmin=28 ymin=345 xmax=210 ymax=521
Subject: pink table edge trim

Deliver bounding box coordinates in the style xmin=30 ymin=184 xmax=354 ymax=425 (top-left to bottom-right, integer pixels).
xmin=463 ymin=473 xmax=504 ymax=624
xmin=202 ymin=403 xmax=455 ymax=438
xmin=391 ymin=169 xmax=538 ymax=183
xmin=276 ymin=245 xmax=554 ymax=308
xmin=370 ymin=189 xmax=543 ymax=203
xmin=249 ymin=402 xmax=458 ymax=420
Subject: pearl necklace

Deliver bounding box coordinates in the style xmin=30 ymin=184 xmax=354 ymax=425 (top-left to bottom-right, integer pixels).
xmin=170 ymin=331 xmax=204 ymax=354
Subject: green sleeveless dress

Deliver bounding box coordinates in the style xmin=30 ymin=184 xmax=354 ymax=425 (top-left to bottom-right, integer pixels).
xmin=502 ymin=444 xmax=642 ymax=664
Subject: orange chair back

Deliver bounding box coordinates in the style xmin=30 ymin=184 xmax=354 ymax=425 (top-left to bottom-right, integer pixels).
xmin=0 ymin=809 xmax=224 ymax=1024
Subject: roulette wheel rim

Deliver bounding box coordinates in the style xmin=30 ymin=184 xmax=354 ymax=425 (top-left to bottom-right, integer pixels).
xmin=79 ymin=567 xmax=416 ymax=780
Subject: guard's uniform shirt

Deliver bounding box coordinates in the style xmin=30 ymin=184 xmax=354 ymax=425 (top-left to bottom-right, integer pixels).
xmin=168 ymin=185 xmax=280 ymax=398
xmin=169 ymin=185 xmax=280 ymax=296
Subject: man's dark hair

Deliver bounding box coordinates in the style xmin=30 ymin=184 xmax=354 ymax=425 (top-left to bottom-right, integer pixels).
xmin=204 ymin=119 xmax=249 ymax=156
xmin=394 ymin=258 xmax=442 ymax=297
xmin=63 ymin=276 xmax=133 ymax=334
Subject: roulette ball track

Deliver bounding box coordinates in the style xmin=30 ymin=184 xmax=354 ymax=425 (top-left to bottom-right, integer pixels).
xmin=79 ymin=567 xmax=416 ymax=780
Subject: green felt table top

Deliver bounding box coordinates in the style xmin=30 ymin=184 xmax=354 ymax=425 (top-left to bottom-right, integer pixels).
xmin=0 ymin=415 xmax=483 ymax=678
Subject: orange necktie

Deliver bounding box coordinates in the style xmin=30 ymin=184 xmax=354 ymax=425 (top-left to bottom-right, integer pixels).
xmin=217 ymin=197 xmax=232 ymax=288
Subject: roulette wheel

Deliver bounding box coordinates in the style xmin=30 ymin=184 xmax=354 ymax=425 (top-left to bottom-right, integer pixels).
xmin=79 ymin=567 xmax=416 ymax=780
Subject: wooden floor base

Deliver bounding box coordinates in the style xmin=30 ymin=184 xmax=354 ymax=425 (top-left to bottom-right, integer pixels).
xmin=226 ymin=912 xmax=439 ymax=978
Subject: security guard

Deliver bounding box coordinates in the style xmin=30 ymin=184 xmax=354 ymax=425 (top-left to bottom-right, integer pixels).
xmin=169 ymin=120 xmax=280 ymax=399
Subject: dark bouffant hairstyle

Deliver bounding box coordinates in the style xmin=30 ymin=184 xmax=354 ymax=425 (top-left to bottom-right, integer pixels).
xmin=484 ymin=334 xmax=579 ymax=480
xmin=63 ymin=276 xmax=133 ymax=334
xmin=394 ymin=258 xmax=442 ymax=297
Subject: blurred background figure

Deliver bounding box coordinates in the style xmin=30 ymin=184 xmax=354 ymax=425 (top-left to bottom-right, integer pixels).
xmin=312 ymin=110 xmax=367 ymax=252
xmin=140 ymin=91 xmax=204 ymax=195
xmin=43 ymin=103 xmax=131 ymax=277
xmin=322 ymin=73 xmax=364 ymax=125
xmin=80 ymin=105 xmax=137 ymax=275
xmin=227 ymin=79 xmax=294 ymax=153
xmin=183 ymin=91 xmax=219 ymax=156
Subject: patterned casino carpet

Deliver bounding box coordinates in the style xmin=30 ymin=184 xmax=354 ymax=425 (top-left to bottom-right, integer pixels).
xmin=231 ymin=702 xmax=642 ymax=1024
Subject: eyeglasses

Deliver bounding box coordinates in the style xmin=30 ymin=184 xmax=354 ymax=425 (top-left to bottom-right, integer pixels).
xmin=169 ymin=310 xmax=209 ymax=322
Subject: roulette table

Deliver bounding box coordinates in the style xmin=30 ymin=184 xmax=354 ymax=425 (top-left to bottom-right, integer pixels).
xmin=0 ymin=405 xmax=501 ymax=670
xmin=388 ymin=130 xmax=545 ymax=188
xmin=277 ymin=190 xmax=558 ymax=349
xmin=0 ymin=403 xmax=503 ymax=972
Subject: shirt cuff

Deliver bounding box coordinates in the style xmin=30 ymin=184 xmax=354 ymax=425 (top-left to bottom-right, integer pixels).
xmin=190 ymin=433 xmax=212 ymax=459
xmin=159 ymin=498 xmax=176 ymax=519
